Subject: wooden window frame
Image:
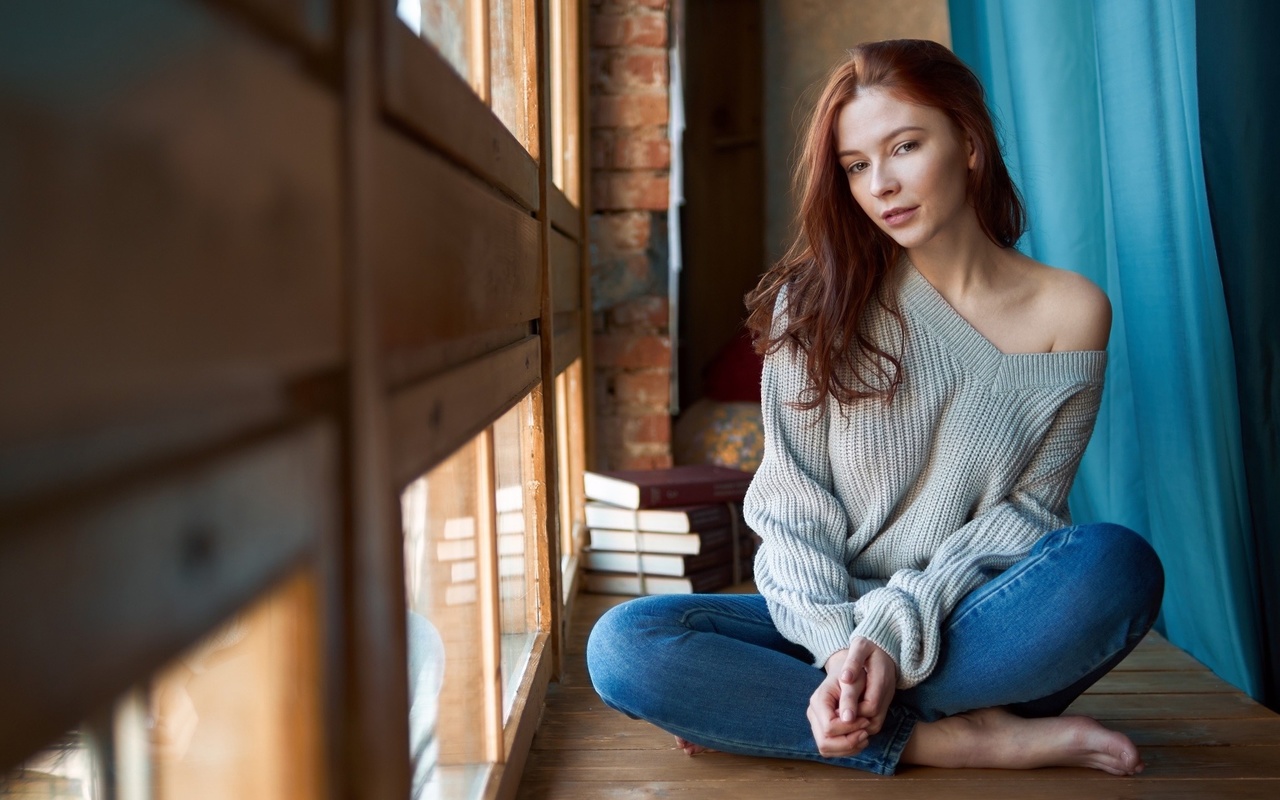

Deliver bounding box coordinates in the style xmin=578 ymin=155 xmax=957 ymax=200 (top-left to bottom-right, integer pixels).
xmin=0 ymin=0 xmax=590 ymax=796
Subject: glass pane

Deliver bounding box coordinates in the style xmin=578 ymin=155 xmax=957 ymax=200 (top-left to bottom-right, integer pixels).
xmin=549 ymin=0 xmax=565 ymax=192
xmin=150 ymin=572 xmax=321 ymax=800
xmin=402 ymin=444 xmax=486 ymax=800
xmin=2 ymin=573 xmax=320 ymax=800
xmin=556 ymin=361 xmax=586 ymax=568
xmin=397 ymin=0 xmax=476 ymax=89
xmin=559 ymin=0 xmax=581 ymax=203
xmin=489 ymin=0 xmax=536 ymax=153
xmin=493 ymin=400 xmax=536 ymax=719
xmin=1 ymin=729 xmax=105 ymax=799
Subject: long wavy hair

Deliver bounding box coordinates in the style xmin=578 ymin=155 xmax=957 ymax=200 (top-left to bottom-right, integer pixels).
xmin=745 ymin=39 xmax=1025 ymax=410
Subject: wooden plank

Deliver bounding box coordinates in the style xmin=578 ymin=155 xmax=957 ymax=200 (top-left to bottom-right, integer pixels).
xmin=491 ymin=633 xmax=552 ymax=800
xmin=1114 ymin=643 xmax=1211 ymax=672
xmin=553 ymin=313 xmax=583 ymax=375
xmin=530 ymin=713 xmax=1280 ymax=752
xmin=381 ymin=13 xmax=539 ymax=211
xmin=1087 ymin=669 xmax=1239 ymax=694
xmin=0 ymin=423 xmax=335 ymax=772
xmin=344 ymin=0 xmax=413 ymax=791
xmin=549 ymin=184 xmax=581 ymax=240
xmin=0 ymin=0 xmax=343 ymax=503
xmin=387 ymin=337 xmax=541 ymax=489
xmin=517 ymin=778 xmax=1280 ymax=800
xmin=1066 ymin=692 xmax=1274 ymax=720
xmin=551 ymin=229 xmax=581 ymax=314
xmin=370 ymin=126 xmax=542 ymax=384
xmin=478 ymin=430 xmax=505 ymax=764
xmin=1098 ymin=717 xmax=1280 ymax=747
xmin=519 ymin=744 xmax=1280 ymax=783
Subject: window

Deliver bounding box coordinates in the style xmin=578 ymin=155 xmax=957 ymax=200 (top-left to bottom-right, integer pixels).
xmin=0 ymin=1 xmax=588 ymax=797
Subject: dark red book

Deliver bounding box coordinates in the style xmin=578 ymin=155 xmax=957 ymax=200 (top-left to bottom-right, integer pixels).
xmin=583 ymin=465 xmax=754 ymax=510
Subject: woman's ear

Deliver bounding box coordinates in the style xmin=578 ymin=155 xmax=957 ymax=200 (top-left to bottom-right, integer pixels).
xmin=967 ymin=136 xmax=977 ymax=170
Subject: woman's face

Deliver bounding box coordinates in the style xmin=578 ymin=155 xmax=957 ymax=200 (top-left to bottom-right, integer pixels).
xmin=835 ymin=88 xmax=976 ymax=250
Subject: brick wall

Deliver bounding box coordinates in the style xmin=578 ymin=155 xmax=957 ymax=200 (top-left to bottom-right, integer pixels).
xmin=589 ymin=0 xmax=673 ymax=470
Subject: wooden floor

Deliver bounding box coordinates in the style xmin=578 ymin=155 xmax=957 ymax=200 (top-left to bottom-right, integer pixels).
xmin=517 ymin=586 xmax=1280 ymax=799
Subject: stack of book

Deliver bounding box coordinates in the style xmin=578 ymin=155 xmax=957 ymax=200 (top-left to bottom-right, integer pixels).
xmin=580 ymin=465 xmax=760 ymax=595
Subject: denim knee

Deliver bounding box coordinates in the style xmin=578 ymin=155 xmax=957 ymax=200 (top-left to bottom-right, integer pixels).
xmin=1068 ymin=522 xmax=1165 ymax=628
xmin=586 ymin=598 xmax=664 ymax=713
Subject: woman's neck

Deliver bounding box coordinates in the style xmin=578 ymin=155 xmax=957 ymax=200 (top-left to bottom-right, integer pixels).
xmin=906 ymin=211 xmax=1015 ymax=302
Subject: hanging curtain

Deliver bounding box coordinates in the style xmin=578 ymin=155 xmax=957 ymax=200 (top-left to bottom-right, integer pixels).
xmin=947 ymin=0 xmax=1263 ymax=698
xmin=1195 ymin=0 xmax=1280 ymax=708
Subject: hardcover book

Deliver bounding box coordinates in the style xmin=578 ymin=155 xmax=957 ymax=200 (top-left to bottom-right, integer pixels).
xmin=584 ymin=500 xmax=737 ymax=534
xmin=587 ymin=524 xmax=735 ymax=556
xmin=582 ymin=538 xmax=750 ymax=577
xmin=582 ymin=558 xmax=753 ymax=596
xmin=583 ymin=465 xmax=754 ymax=509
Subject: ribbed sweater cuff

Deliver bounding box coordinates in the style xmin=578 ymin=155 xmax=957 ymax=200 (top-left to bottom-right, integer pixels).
xmin=853 ymin=600 xmax=914 ymax=688
xmin=784 ymin=610 xmax=859 ymax=669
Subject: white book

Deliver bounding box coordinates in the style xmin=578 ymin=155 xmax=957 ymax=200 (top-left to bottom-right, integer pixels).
xmin=588 ymin=525 xmax=732 ymax=556
xmin=446 ymin=583 xmax=477 ymax=605
xmin=582 ymin=573 xmax=699 ymax=595
xmin=436 ymin=538 xmax=477 ymax=561
xmin=443 ymin=516 xmax=476 ymax=540
xmin=451 ymin=560 xmax=477 ymax=582
xmin=582 ymin=550 xmax=692 ymax=577
xmin=584 ymin=501 xmax=734 ymax=534
xmin=497 ymin=510 xmax=525 ymax=535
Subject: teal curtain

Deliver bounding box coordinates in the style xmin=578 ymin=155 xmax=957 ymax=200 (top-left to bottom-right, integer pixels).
xmin=1195 ymin=0 xmax=1280 ymax=707
xmin=948 ymin=0 xmax=1263 ymax=697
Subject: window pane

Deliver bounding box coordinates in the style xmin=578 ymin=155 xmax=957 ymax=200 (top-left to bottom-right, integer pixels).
xmin=548 ymin=0 xmax=581 ymax=201
xmin=2 ymin=573 xmax=321 ymax=800
xmin=489 ymin=0 xmax=536 ymax=153
xmin=402 ymin=444 xmax=486 ymax=800
xmin=556 ymin=361 xmax=586 ymax=568
xmin=1 ymin=729 xmax=105 ymax=799
xmin=397 ymin=0 xmax=476 ymax=89
xmin=492 ymin=399 xmax=536 ymax=719
xmin=150 ymin=572 xmax=321 ymax=800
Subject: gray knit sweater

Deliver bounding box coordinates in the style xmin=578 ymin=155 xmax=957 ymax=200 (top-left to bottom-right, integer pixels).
xmin=744 ymin=262 xmax=1106 ymax=688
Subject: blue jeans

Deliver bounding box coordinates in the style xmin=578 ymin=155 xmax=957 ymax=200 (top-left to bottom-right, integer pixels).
xmin=586 ymin=522 xmax=1164 ymax=775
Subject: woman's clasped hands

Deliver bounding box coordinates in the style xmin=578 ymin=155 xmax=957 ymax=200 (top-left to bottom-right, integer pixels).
xmin=807 ymin=635 xmax=898 ymax=758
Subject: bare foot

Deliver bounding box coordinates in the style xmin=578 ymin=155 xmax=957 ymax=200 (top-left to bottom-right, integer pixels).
xmin=902 ymin=707 xmax=1144 ymax=776
xmin=674 ymin=735 xmax=716 ymax=755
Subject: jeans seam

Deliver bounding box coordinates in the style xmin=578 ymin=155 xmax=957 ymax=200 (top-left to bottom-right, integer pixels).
xmin=947 ymin=524 xmax=1080 ymax=630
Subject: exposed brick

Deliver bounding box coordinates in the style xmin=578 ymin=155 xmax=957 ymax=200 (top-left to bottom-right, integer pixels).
xmin=591 ymin=94 xmax=669 ymax=127
xmin=593 ymin=171 xmax=668 ymax=211
xmin=614 ymin=369 xmax=670 ymax=406
xmin=591 ymin=49 xmax=668 ymax=95
xmin=609 ymin=294 xmax=669 ymax=329
xmin=613 ymin=128 xmax=671 ymax=169
xmin=592 ymin=13 xmax=668 ymax=48
xmin=593 ymin=332 xmax=671 ymax=369
xmin=600 ymin=0 xmax=669 ymax=11
xmin=592 ymin=211 xmax=652 ymax=252
xmin=615 ymin=450 xmax=674 ymax=470
xmin=590 ymin=129 xmax=614 ymax=170
xmin=624 ymin=412 xmax=672 ymax=444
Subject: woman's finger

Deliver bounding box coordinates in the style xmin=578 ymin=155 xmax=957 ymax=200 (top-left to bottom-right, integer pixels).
xmin=836 ymin=666 xmax=864 ymax=723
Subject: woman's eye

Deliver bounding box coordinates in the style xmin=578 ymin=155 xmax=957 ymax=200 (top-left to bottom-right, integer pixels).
xmin=897 ymin=141 xmax=919 ymax=155
xmin=847 ymin=162 xmax=868 ymax=175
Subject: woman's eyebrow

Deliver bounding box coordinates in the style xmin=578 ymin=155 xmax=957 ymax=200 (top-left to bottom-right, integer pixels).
xmin=838 ymin=125 xmax=927 ymax=157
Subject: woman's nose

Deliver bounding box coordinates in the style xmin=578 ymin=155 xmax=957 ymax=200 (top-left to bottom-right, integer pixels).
xmin=870 ymin=163 xmax=898 ymax=197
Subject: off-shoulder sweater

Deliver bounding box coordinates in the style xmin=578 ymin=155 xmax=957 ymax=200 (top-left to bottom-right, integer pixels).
xmin=744 ymin=261 xmax=1106 ymax=688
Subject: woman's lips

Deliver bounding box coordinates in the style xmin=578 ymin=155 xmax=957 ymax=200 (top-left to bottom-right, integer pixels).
xmin=882 ymin=207 xmax=919 ymax=227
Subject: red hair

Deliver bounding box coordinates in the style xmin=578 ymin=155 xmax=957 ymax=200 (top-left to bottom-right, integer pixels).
xmin=745 ymin=39 xmax=1025 ymax=409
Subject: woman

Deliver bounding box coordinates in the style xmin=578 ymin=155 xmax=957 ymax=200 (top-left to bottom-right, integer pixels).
xmin=587 ymin=39 xmax=1163 ymax=776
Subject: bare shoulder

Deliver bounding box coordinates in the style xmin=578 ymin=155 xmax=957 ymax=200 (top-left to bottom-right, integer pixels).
xmin=1032 ymin=263 xmax=1111 ymax=352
